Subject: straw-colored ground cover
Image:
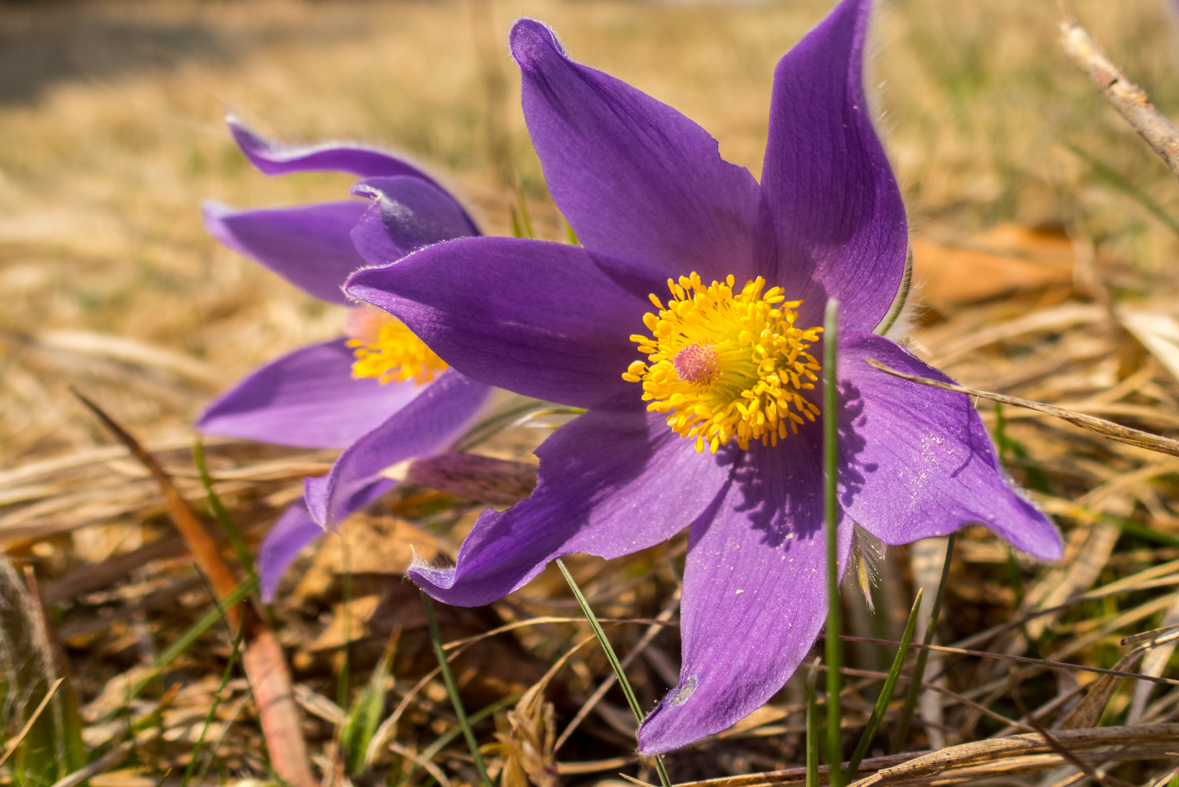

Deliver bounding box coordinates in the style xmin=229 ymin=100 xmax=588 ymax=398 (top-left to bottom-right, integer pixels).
xmin=4 ymin=0 xmax=1179 ymax=784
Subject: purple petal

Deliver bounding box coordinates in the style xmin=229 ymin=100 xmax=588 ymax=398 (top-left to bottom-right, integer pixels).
xmin=346 ymin=236 xmax=653 ymax=409
xmin=639 ymin=429 xmax=852 ymax=753
xmin=227 ymin=114 xmax=443 ymax=185
xmin=511 ymin=20 xmax=775 ymax=284
xmin=349 ymin=177 xmax=479 ymax=266
xmin=761 ymin=0 xmax=907 ymax=332
xmin=838 ymin=332 xmax=1062 ymax=560
xmin=304 ymin=369 xmax=491 ymax=527
xmin=203 ymin=200 xmax=367 ymax=305
xmin=258 ymin=500 xmax=324 ymax=602
xmin=198 ymin=339 xmax=424 ymax=449
xmin=410 ymin=405 xmax=732 ymax=607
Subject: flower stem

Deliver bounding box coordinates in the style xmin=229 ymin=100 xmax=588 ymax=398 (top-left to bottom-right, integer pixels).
xmin=420 ymin=593 xmax=492 ymax=787
xmin=892 ymin=533 xmax=956 ymax=753
xmin=556 ymin=558 xmax=672 ymax=787
xmin=823 ymin=298 xmax=844 ymax=787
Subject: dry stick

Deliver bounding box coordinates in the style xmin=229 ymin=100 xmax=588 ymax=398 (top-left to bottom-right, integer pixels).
xmin=71 ymin=391 xmax=316 ymax=787
xmin=1059 ymin=14 xmax=1179 ymax=181
xmin=865 ymin=360 xmax=1179 ymax=458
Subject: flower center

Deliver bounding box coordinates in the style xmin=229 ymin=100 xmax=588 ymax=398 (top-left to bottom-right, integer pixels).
xmin=622 ymin=273 xmax=823 ymax=453
xmin=347 ymin=305 xmax=447 ymax=385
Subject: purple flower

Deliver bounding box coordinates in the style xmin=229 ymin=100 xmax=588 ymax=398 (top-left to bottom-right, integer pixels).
xmin=346 ymin=0 xmax=1063 ymax=753
xmin=197 ymin=117 xmax=491 ymax=601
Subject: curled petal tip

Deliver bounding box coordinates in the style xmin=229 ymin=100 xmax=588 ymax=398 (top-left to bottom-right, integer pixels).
xmin=510 ymin=18 xmax=563 ymax=68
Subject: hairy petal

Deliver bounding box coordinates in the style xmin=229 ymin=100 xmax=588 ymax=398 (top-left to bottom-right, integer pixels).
xmin=837 ymin=332 xmax=1062 ymax=560
xmin=349 ymin=177 xmax=479 ymax=266
xmin=203 ymin=200 xmax=366 ymax=304
xmin=347 ymin=237 xmax=653 ymax=409
xmin=511 ymin=19 xmax=775 ymax=283
xmin=198 ymin=339 xmax=423 ymax=449
xmin=304 ymin=370 xmax=490 ymax=527
xmin=639 ymin=427 xmax=852 ymax=752
xmin=410 ymin=404 xmax=733 ymax=606
xmin=761 ymin=0 xmax=907 ymax=331
xmin=227 ymin=114 xmax=445 ymax=185
xmin=257 ymin=500 xmax=325 ymax=602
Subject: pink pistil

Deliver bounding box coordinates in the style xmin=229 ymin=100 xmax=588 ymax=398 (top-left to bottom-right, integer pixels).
xmin=673 ymin=342 xmax=720 ymax=386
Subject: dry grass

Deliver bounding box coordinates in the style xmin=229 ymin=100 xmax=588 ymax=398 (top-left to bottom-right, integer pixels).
xmin=4 ymin=0 xmax=1179 ymax=785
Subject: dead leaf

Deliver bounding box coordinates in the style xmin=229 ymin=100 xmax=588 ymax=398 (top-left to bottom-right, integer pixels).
xmin=911 ymin=224 xmax=1075 ymax=307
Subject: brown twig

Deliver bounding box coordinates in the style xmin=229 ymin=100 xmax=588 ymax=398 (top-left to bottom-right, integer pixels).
xmin=865 ymin=359 xmax=1179 ymax=457
xmin=1059 ymin=14 xmax=1179 ymax=180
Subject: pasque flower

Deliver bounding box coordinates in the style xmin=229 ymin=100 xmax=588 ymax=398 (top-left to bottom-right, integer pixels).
xmin=198 ymin=117 xmax=490 ymax=601
xmin=346 ymin=0 xmax=1063 ymax=753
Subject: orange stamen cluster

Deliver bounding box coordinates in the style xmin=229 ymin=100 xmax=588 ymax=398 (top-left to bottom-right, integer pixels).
xmin=622 ymin=273 xmax=823 ymax=453
xmin=347 ymin=305 xmax=447 ymax=385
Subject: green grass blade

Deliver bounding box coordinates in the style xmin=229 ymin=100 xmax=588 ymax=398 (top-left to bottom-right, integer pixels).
xmin=805 ymin=661 xmax=819 ymax=787
xmin=822 ymin=298 xmax=844 ymax=787
xmin=395 ymin=693 xmax=519 ymax=787
xmin=343 ymin=641 xmax=394 ymax=775
xmin=514 ymin=182 xmax=535 ymax=240
xmin=556 ymin=559 xmax=671 ymax=787
xmin=125 ymin=576 xmax=257 ymax=704
xmin=192 ymin=437 xmax=256 ymax=578
xmin=181 ymin=623 xmax=245 ymax=787
xmin=421 ymin=593 xmax=493 ymax=787
xmin=847 ymin=588 xmax=923 ymax=775
xmin=891 ymin=533 xmax=955 ymax=753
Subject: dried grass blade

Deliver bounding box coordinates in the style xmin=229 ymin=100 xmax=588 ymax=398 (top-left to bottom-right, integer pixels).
xmin=1022 ymin=719 xmax=1113 ymax=787
xmin=865 ymin=359 xmax=1179 ymax=457
xmin=47 ymin=739 xmax=133 ymax=787
xmin=843 ymin=635 xmax=1179 ymax=688
xmin=1060 ymin=647 xmax=1147 ymax=729
xmin=851 ymin=723 xmax=1179 ymax=785
xmin=0 ymin=676 xmax=62 ymax=770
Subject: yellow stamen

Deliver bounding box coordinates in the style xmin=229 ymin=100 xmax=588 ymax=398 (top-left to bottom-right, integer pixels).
xmin=621 ymin=272 xmax=823 ymax=453
xmin=347 ymin=305 xmax=447 ymax=385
